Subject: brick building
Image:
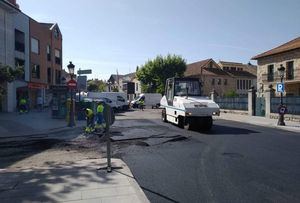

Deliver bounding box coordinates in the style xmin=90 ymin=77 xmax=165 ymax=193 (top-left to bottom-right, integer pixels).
xmin=252 ymin=36 xmax=300 ymax=96
xmin=29 ymin=19 xmax=62 ymax=108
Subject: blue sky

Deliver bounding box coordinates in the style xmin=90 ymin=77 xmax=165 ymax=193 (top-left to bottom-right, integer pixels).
xmin=19 ymin=0 xmax=300 ymax=80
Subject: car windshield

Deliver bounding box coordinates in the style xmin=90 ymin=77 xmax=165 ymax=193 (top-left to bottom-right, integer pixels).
xmin=174 ymin=80 xmax=201 ymax=96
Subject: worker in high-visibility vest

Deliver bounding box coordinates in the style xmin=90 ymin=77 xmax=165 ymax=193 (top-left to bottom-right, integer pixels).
xmin=85 ymin=108 xmax=94 ymax=133
xmin=139 ymin=98 xmax=145 ymax=111
xmin=19 ymin=97 xmax=28 ymax=113
xmin=95 ymin=101 xmax=105 ymax=130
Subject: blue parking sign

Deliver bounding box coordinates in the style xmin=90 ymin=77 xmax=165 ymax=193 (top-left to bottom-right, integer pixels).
xmin=276 ymin=83 xmax=285 ymax=93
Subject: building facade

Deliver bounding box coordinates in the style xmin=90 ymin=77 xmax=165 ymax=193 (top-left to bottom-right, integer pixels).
xmin=29 ymin=19 xmax=62 ymax=108
xmin=0 ymin=0 xmax=30 ymax=112
xmin=252 ymin=37 xmax=300 ymax=96
xmin=185 ymin=59 xmax=235 ymax=97
xmin=0 ymin=0 xmax=62 ymax=112
xmin=218 ymin=61 xmax=257 ymax=96
xmin=185 ymin=59 xmax=257 ymax=97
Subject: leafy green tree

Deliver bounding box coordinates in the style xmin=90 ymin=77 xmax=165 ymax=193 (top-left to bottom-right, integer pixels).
xmin=87 ymin=79 xmax=107 ymax=92
xmin=136 ymin=54 xmax=186 ymax=94
xmin=0 ymin=63 xmax=24 ymax=97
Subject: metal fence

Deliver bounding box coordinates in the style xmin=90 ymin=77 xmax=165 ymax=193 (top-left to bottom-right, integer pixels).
xmin=214 ymin=97 xmax=248 ymax=110
xmin=271 ymin=96 xmax=300 ymax=115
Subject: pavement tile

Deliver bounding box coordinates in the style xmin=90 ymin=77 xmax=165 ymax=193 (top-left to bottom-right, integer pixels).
xmin=60 ymin=198 xmax=103 ymax=203
xmin=101 ymin=194 xmax=140 ymax=203
xmin=81 ymin=187 xmax=116 ymax=199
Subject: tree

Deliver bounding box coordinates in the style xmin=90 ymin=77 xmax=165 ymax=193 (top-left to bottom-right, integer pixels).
xmin=136 ymin=54 xmax=186 ymax=94
xmin=87 ymin=79 xmax=107 ymax=92
xmin=224 ymin=90 xmax=238 ymax=98
xmin=0 ymin=63 xmax=24 ymax=97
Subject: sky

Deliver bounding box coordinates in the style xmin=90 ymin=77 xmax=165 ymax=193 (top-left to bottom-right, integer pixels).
xmin=18 ymin=0 xmax=300 ymax=80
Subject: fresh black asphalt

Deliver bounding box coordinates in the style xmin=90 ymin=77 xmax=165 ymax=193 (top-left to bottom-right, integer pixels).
xmin=121 ymin=119 xmax=300 ymax=203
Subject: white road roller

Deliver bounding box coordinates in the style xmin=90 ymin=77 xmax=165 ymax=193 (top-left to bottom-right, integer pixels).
xmin=160 ymin=77 xmax=220 ymax=130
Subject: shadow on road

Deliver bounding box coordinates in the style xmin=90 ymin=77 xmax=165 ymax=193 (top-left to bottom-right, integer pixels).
xmin=194 ymin=124 xmax=259 ymax=135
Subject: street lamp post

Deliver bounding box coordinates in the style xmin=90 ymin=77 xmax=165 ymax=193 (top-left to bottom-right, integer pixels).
xmin=107 ymin=81 xmax=112 ymax=92
xmin=68 ymin=61 xmax=75 ymax=127
xmin=277 ymin=64 xmax=285 ymax=126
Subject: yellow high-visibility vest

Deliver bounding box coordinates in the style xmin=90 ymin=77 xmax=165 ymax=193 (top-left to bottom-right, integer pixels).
xmin=86 ymin=108 xmax=94 ymax=118
xmin=97 ymin=104 xmax=104 ymax=113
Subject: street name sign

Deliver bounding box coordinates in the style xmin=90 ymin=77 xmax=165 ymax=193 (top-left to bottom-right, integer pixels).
xmin=77 ymin=69 xmax=92 ymax=75
xmin=276 ymin=83 xmax=285 ymax=93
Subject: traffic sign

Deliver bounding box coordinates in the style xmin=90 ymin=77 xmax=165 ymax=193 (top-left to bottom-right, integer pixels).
xmin=77 ymin=76 xmax=87 ymax=91
xmin=276 ymin=83 xmax=285 ymax=93
xmin=77 ymin=69 xmax=92 ymax=75
xmin=278 ymin=105 xmax=287 ymax=115
xmin=67 ymin=79 xmax=77 ymax=89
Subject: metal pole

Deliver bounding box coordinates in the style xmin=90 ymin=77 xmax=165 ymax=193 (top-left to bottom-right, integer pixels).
xmin=69 ymin=75 xmax=75 ymax=127
xmin=280 ymin=76 xmax=283 ymax=106
xmin=277 ymin=75 xmax=285 ymax=126
xmin=78 ymin=71 xmax=81 ymax=102
xmin=105 ymin=104 xmax=112 ymax=172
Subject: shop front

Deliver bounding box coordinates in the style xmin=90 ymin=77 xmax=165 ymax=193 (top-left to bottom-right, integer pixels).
xmin=28 ymin=82 xmax=47 ymax=109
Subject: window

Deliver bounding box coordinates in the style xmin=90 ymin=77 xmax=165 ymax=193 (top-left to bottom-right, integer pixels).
xmin=47 ymin=68 xmax=51 ymax=83
xmin=31 ymin=38 xmax=39 ymax=54
xmin=15 ymin=29 xmax=25 ymax=52
xmin=136 ymin=83 xmax=138 ymax=91
xmin=174 ymin=80 xmax=201 ymax=96
xmin=55 ymin=70 xmax=61 ymax=84
xmin=230 ymin=67 xmax=236 ymax=71
xmin=47 ymin=45 xmax=51 ymax=61
xmin=223 ymin=67 xmax=229 ymax=70
xmin=239 ymin=80 xmax=242 ymax=90
xmin=249 ymin=80 xmax=252 ymax=88
xmin=54 ymin=27 xmax=59 ymax=39
xmin=224 ymin=79 xmax=227 ymax=85
xmin=237 ymin=80 xmax=239 ymax=89
xmin=212 ymin=78 xmax=215 ymax=85
xmin=31 ymin=64 xmax=40 ymax=79
xmin=217 ymin=79 xmax=221 ymax=85
xmin=286 ymin=61 xmax=294 ymax=80
xmin=267 ymin=64 xmax=274 ymax=81
xmin=242 ymin=80 xmax=246 ymax=89
xmin=15 ymin=58 xmax=25 ymax=80
xmin=246 ymin=80 xmax=249 ymax=89
xmin=55 ymin=49 xmax=61 ymax=64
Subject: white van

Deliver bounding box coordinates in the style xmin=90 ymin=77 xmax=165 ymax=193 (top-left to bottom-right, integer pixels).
xmin=87 ymin=92 xmax=128 ymax=110
xmin=131 ymin=93 xmax=162 ymax=109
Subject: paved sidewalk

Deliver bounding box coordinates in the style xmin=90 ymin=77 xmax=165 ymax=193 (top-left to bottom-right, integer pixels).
xmin=0 ymin=159 xmax=150 ymax=203
xmin=0 ymin=110 xmax=85 ymax=137
xmin=217 ymin=111 xmax=300 ymax=133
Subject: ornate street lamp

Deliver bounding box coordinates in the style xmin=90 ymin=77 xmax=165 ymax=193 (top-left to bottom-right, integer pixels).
xmin=107 ymin=81 xmax=112 ymax=92
xmin=277 ymin=64 xmax=285 ymax=126
xmin=68 ymin=61 xmax=76 ymax=127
